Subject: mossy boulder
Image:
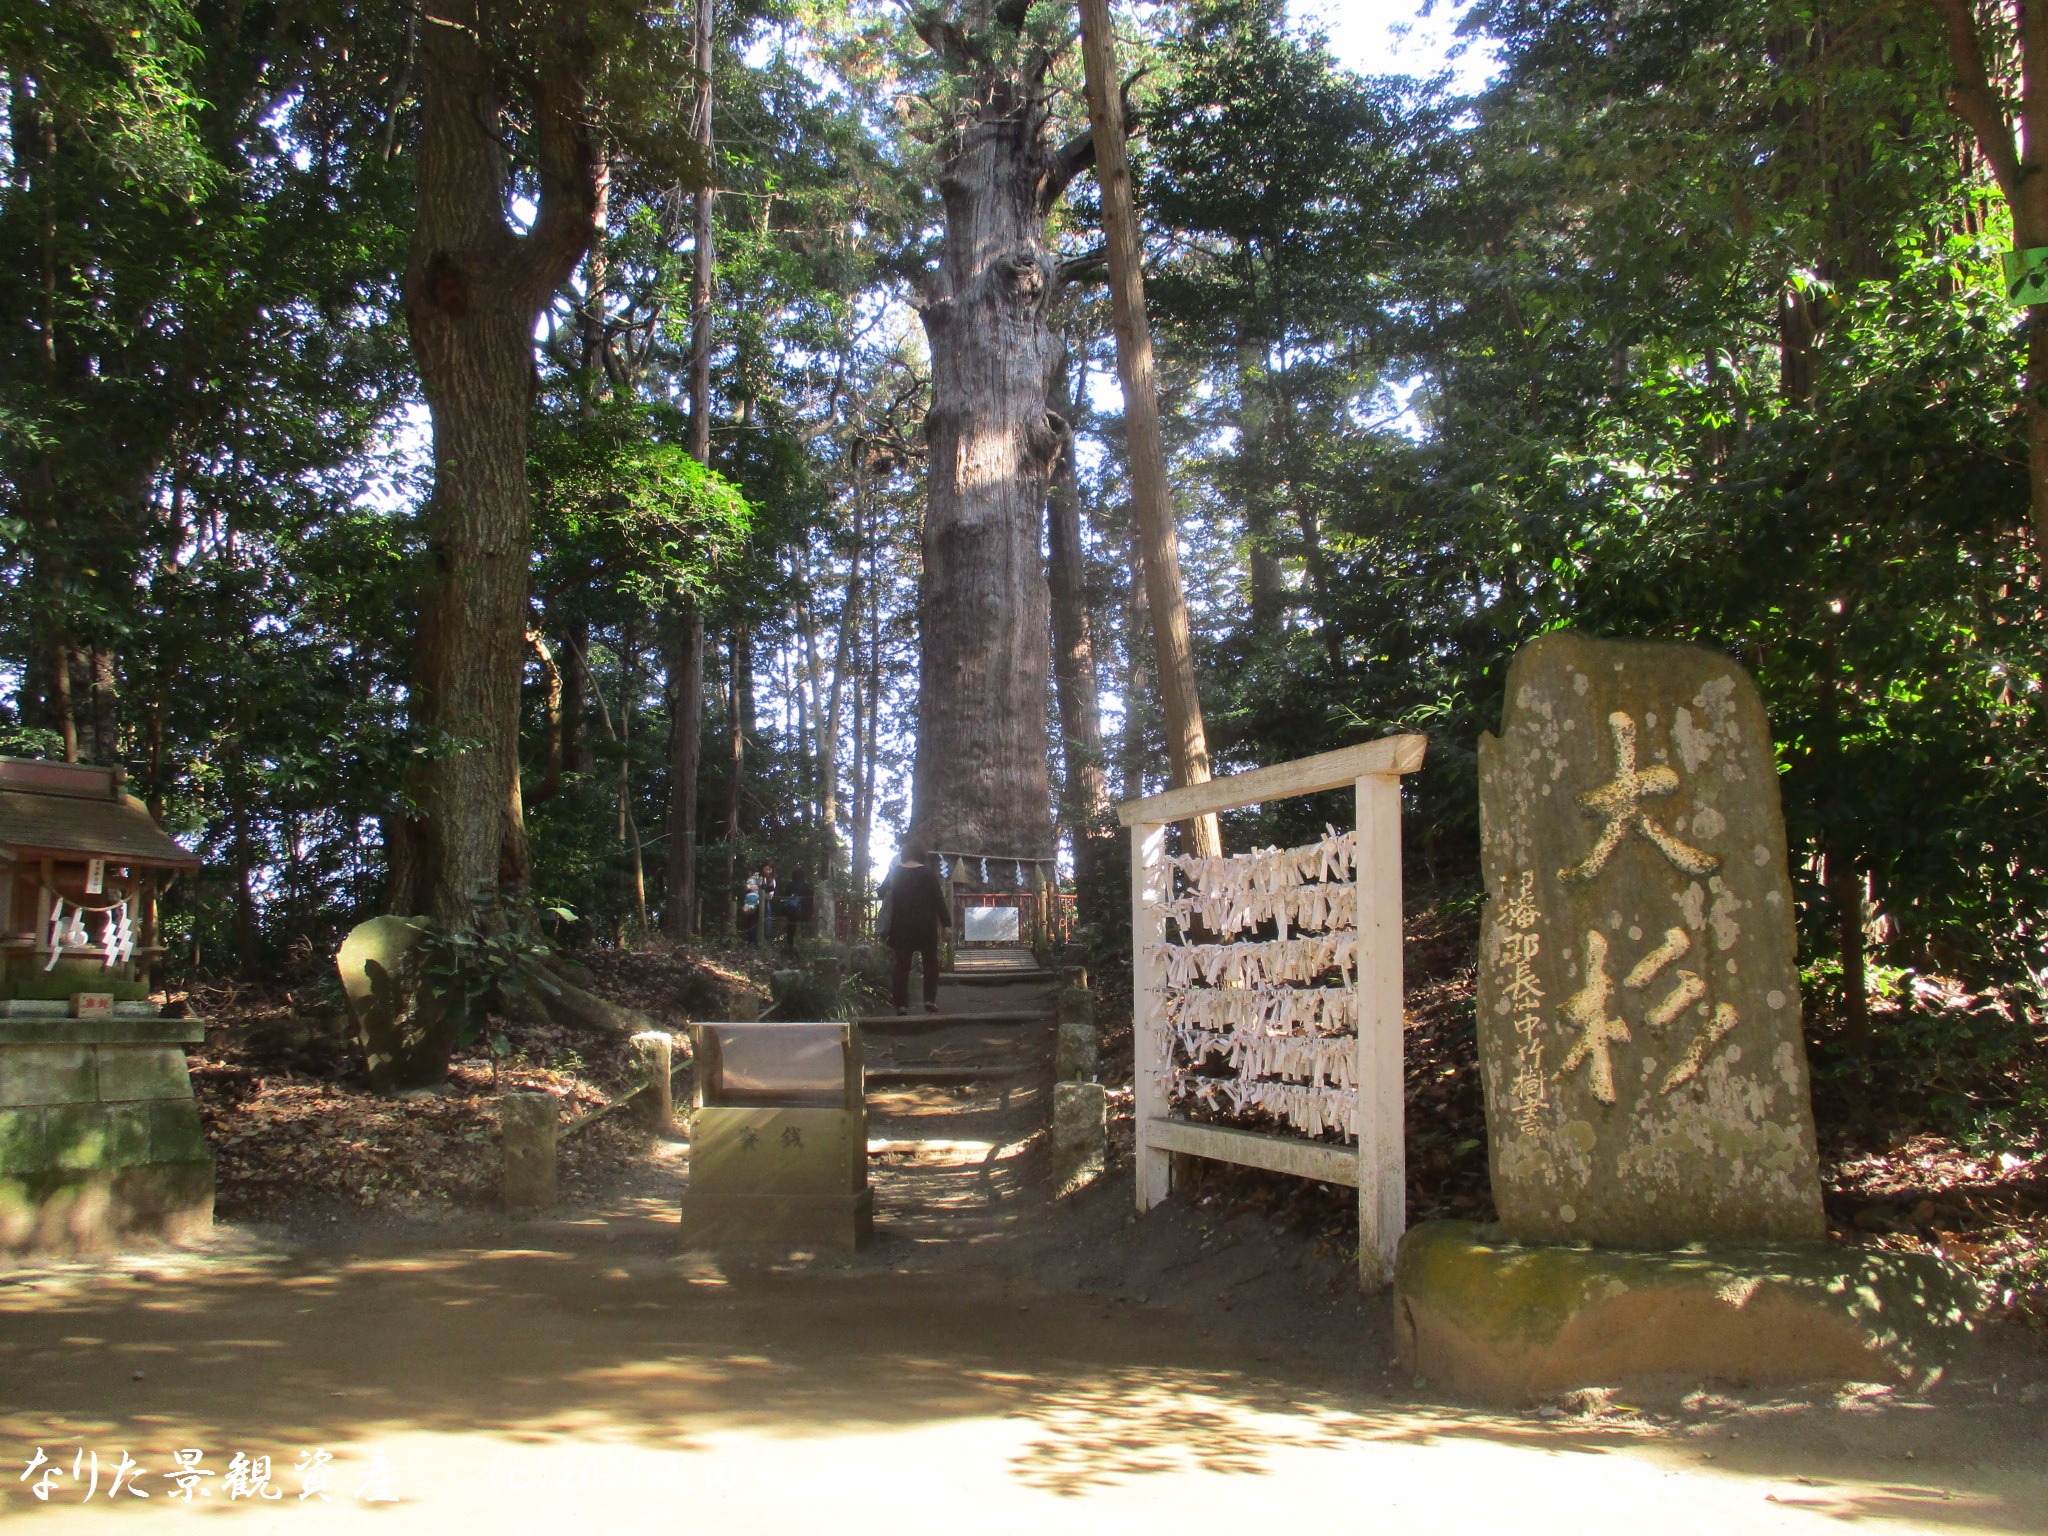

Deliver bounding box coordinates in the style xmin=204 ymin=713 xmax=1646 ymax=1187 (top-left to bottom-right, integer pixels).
xmin=1394 ymin=1220 xmax=1975 ymax=1404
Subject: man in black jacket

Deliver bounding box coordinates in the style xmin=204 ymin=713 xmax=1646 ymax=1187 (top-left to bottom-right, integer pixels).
xmin=881 ymin=846 xmax=951 ymax=1015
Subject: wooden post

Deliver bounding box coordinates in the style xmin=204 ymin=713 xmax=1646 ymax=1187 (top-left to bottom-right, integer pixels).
xmin=1355 ymin=773 xmax=1406 ymax=1287
xmin=631 ymin=1031 xmax=674 ymax=1131
xmin=1132 ymin=820 xmax=1171 ymax=1210
xmin=1029 ymin=859 xmax=1048 ymax=954
xmin=500 ymin=1092 xmax=558 ymax=1215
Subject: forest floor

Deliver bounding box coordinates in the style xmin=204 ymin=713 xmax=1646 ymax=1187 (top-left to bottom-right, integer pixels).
xmin=170 ymin=912 xmax=2048 ymax=1323
xmin=1 ymin=941 xmax=2044 ymax=1531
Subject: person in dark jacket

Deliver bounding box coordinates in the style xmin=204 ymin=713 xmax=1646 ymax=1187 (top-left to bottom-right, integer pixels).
xmin=779 ymin=866 xmax=814 ymax=953
xmin=881 ymin=846 xmax=951 ymax=1014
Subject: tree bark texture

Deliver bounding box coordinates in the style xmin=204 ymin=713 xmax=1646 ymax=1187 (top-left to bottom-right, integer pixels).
xmin=400 ymin=0 xmax=603 ymax=929
xmin=1077 ymin=0 xmax=1220 ymax=856
xmin=906 ymin=3 xmax=1077 ymax=861
xmin=1046 ymin=357 xmax=1113 ymax=886
xmin=663 ymin=607 xmax=704 ymax=940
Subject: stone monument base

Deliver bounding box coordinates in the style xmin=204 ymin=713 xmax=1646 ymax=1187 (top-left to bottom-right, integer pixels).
xmin=1394 ymin=1220 xmax=1974 ymax=1404
xmin=0 ymin=1017 xmax=215 ymax=1257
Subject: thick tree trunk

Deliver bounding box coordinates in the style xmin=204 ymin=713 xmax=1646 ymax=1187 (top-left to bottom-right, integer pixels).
xmin=400 ymin=0 xmax=601 ymax=930
xmin=1078 ymin=0 xmax=1220 ymax=856
xmin=906 ymin=10 xmax=1065 ymax=861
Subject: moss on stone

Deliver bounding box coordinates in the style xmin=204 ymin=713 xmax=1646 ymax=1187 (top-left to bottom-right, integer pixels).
xmin=1398 ymin=1220 xmax=1975 ymax=1374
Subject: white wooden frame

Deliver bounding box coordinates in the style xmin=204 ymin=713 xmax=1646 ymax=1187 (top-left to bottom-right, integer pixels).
xmin=1119 ymin=733 xmax=1426 ymax=1288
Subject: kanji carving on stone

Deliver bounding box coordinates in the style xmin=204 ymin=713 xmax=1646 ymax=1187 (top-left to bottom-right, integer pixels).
xmin=1558 ymin=712 xmax=1721 ymax=882
xmin=1500 ymin=869 xmax=1541 ymax=930
xmin=1494 ymin=872 xmax=1547 ymax=1135
xmin=1558 ymin=930 xmax=1631 ymax=1104
xmin=1622 ymin=923 xmax=1706 ymax=1029
xmin=1662 ymin=1002 xmax=1740 ymax=1092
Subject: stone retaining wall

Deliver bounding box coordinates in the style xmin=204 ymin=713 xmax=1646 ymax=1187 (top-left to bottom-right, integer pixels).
xmin=0 ymin=1017 xmax=214 ymax=1254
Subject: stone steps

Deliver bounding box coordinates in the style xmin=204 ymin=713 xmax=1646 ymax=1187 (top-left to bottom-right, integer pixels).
xmin=856 ymin=1009 xmax=1045 ymax=1033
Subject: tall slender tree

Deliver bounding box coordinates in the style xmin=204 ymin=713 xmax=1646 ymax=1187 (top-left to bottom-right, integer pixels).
xmin=1077 ymin=0 xmax=1220 ymax=855
xmin=664 ymin=0 xmax=718 ymax=940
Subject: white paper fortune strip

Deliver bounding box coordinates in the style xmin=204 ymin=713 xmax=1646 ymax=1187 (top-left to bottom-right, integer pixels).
xmin=1168 ymin=1027 xmax=1357 ymax=1089
xmin=1156 ymin=983 xmax=1355 ymax=1038
xmin=1163 ymin=879 xmax=1357 ymax=941
xmin=1152 ymin=933 xmax=1356 ymax=990
xmin=1161 ymin=1071 xmax=1358 ymax=1139
xmin=1167 ymin=827 xmax=1355 ymax=895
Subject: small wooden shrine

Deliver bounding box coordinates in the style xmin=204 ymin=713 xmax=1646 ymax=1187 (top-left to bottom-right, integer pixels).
xmin=0 ymin=757 xmax=197 ymax=1011
xmin=0 ymin=758 xmax=210 ymax=1254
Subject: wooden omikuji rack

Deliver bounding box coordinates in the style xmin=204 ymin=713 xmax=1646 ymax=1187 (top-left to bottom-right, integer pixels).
xmin=1119 ymin=734 xmax=1427 ymax=1288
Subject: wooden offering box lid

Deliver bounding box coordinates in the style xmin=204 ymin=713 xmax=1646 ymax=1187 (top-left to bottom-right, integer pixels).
xmin=693 ymin=1022 xmax=856 ymax=1108
xmin=0 ymin=759 xmax=199 ymax=870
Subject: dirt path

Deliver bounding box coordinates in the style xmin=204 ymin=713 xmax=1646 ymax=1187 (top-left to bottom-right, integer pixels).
xmin=2 ymin=967 xmax=2044 ymax=1531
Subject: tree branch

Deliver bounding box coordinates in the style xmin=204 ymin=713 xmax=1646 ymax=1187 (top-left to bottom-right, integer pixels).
xmin=1930 ymin=0 xmax=2024 ymax=205
xmin=1042 ymin=126 xmax=1095 ymax=212
xmin=513 ymin=20 xmax=603 ymax=309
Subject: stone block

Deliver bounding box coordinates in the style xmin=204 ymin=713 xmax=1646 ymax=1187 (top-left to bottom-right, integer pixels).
xmin=7 ymin=960 xmax=148 ymax=1004
xmin=0 ymin=1000 xmax=68 ymax=1020
xmin=0 ymin=1046 xmax=96 ymax=1108
xmin=1394 ymin=1220 xmax=1974 ymax=1405
xmin=94 ymin=1045 xmax=194 ymax=1103
xmin=43 ymin=1103 xmax=151 ymax=1170
xmin=1478 ymin=631 xmax=1825 ymax=1248
xmin=0 ymin=1019 xmax=203 ymax=1047
xmin=46 ymin=1103 xmax=114 ymax=1170
xmin=0 ymin=1107 xmax=47 ymax=1174
xmin=147 ymin=1099 xmax=211 ymax=1164
xmin=1051 ymin=1081 xmax=1107 ymax=1196
xmin=1055 ymin=989 xmax=1098 ymax=1081
xmin=500 ymin=1092 xmax=558 ymax=1215
xmin=631 ymin=1032 xmax=674 ymax=1131
xmin=0 ymin=1161 xmax=213 ymax=1255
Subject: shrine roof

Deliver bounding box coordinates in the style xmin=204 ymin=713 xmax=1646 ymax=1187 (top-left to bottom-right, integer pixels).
xmin=0 ymin=759 xmax=200 ymax=869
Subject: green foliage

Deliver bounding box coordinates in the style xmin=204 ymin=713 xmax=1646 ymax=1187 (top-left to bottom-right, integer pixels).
xmin=531 ymin=401 xmax=755 ymax=610
xmin=411 ymin=920 xmax=564 ymax=1049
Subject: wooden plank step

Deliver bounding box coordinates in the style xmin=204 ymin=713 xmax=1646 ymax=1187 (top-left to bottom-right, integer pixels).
xmin=857 ymin=1010 xmax=1045 ymax=1032
xmin=866 ymin=1064 xmax=1036 ymax=1085
xmin=942 ymin=970 xmax=1060 ymax=986
xmin=1143 ymin=1115 xmax=1361 ymax=1188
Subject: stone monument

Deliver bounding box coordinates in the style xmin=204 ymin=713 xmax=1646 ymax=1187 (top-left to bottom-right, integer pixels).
xmin=1393 ymin=633 xmax=1971 ymax=1401
xmin=1476 ymin=630 xmax=1824 ymax=1247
